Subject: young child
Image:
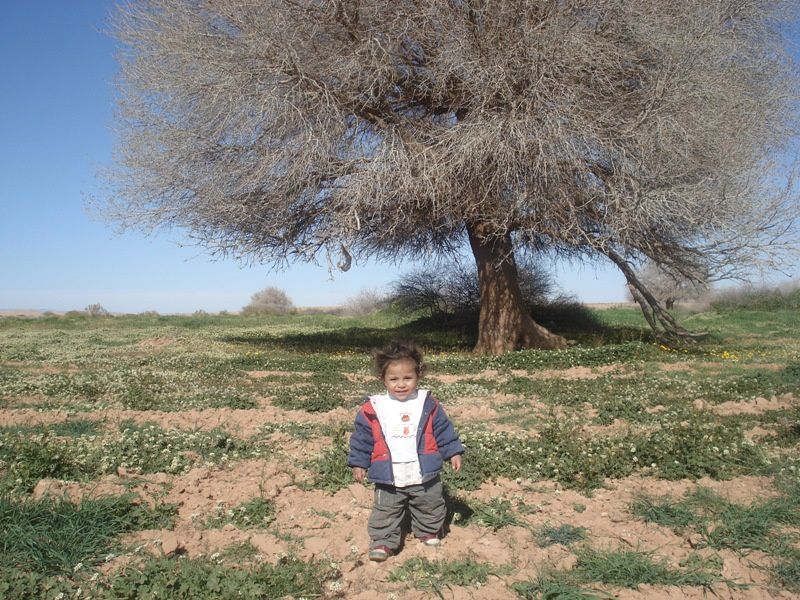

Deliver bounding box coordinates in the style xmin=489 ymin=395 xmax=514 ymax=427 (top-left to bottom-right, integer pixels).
xmin=348 ymin=340 xmax=464 ymax=562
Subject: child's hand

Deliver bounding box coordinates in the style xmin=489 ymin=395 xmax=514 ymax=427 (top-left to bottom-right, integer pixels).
xmin=352 ymin=467 xmax=367 ymax=482
xmin=450 ymin=455 xmax=462 ymax=472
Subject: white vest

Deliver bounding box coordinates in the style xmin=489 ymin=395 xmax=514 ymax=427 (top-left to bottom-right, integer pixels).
xmin=370 ymin=389 xmax=428 ymax=486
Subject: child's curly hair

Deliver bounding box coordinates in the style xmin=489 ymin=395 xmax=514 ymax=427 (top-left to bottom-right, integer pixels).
xmin=372 ymin=340 xmax=427 ymax=379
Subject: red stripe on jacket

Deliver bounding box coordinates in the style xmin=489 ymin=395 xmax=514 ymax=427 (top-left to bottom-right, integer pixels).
xmin=362 ymin=404 xmax=390 ymax=462
xmin=422 ymin=403 xmax=439 ymax=453
xmin=361 ymin=394 xmax=440 ymax=460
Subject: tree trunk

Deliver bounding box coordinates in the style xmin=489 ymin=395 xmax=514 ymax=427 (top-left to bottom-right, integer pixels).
xmin=467 ymin=222 xmax=567 ymax=354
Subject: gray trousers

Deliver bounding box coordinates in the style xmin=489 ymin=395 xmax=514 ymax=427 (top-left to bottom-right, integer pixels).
xmin=368 ymin=476 xmax=446 ymax=550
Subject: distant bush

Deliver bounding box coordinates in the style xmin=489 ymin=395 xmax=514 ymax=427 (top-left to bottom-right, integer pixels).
xmin=710 ymin=281 xmax=800 ymax=311
xmin=84 ymin=303 xmax=110 ymax=317
xmin=242 ymin=286 xmax=295 ymax=315
xmin=338 ymin=289 xmax=388 ymax=316
xmin=390 ymin=258 xmax=554 ymax=316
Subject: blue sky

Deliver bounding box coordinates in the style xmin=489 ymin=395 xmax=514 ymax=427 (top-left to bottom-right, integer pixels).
xmin=0 ymin=2 xmax=794 ymax=313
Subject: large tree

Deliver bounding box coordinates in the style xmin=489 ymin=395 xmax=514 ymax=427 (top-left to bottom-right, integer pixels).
xmin=102 ymin=0 xmax=799 ymax=353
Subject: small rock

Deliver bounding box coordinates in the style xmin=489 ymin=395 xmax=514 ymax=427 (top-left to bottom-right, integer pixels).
xmin=555 ymin=554 xmax=578 ymax=570
xmin=692 ymin=398 xmax=709 ymax=410
xmin=32 ymin=478 xmax=64 ymax=500
xmin=348 ymin=483 xmax=371 ymax=506
xmin=347 ymin=559 xmax=365 ymax=572
xmin=609 ymin=514 xmax=626 ymax=523
xmin=685 ymin=533 xmax=703 ymax=548
xmin=159 ymin=532 xmax=183 ymax=557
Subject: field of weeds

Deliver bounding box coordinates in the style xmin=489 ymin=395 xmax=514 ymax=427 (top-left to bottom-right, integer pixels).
xmin=1 ymin=306 xmax=799 ymax=599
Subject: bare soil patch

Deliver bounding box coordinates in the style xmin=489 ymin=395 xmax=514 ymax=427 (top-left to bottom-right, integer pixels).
xmin=246 ymin=370 xmax=314 ymax=378
xmin=16 ymin=424 xmax=792 ymax=598
xmin=712 ymin=393 xmax=796 ymax=416
xmin=512 ymin=364 xmax=625 ymax=380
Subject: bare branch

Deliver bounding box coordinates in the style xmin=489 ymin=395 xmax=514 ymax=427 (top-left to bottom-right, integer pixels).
xmin=96 ymin=0 xmax=800 ymax=347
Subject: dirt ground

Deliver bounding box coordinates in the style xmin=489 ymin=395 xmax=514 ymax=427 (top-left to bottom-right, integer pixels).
xmin=7 ymin=363 xmax=797 ymax=600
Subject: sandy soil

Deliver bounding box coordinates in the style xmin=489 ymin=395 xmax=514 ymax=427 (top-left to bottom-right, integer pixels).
xmin=6 ymin=366 xmax=797 ymax=598
xmin=30 ymin=465 xmax=792 ymax=599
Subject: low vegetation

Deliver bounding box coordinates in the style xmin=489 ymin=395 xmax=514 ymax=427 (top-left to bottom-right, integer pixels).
xmin=0 ymin=295 xmax=798 ymax=597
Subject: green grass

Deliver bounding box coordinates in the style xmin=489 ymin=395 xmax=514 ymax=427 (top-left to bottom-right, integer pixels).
xmin=260 ymin=421 xmax=334 ymax=439
xmin=1 ymin=305 xmax=800 ymax=597
xmin=99 ymin=554 xmax=340 ymax=599
xmin=443 ymin=410 xmax=761 ymax=492
xmin=773 ymin=556 xmax=800 ymax=591
xmin=535 ymin=524 xmax=588 ymax=547
xmin=304 ymin=436 xmax=353 ymax=493
xmin=514 ymin=576 xmax=611 ymax=599
xmin=764 ymin=406 xmax=800 ymax=447
xmin=204 ymin=497 xmax=275 ymax=529
xmin=0 ymin=419 xmax=101 ymax=437
xmin=572 ymin=547 xmax=721 ymax=588
xmin=711 ymin=286 xmax=800 ymax=311
xmin=270 ymin=377 xmax=363 ymax=412
xmin=498 ymin=366 xmax=799 ymax=425
xmin=388 ymin=556 xmax=503 ymax=591
xmin=0 ymin=423 xmax=262 ymax=494
xmin=629 ymin=494 xmax=696 ymax=531
xmin=0 ymin=565 xmax=82 ymax=599
xmin=448 ymin=497 xmax=525 ymax=530
xmin=0 ymin=432 xmax=97 ymax=494
xmin=629 ymin=481 xmax=800 ymax=558
xmin=218 ymin=540 xmax=261 ymax=563
xmin=704 ymin=493 xmax=800 ymax=552
xmin=0 ymin=495 xmax=176 ymax=576
xmin=513 ymin=547 xmax=721 ymax=597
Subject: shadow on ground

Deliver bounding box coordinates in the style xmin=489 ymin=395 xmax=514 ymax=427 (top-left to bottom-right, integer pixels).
xmin=221 ymin=304 xmax=651 ymax=354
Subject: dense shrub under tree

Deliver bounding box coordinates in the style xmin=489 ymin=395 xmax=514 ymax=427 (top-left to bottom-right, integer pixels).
xmin=391 ymin=258 xmax=555 ymax=316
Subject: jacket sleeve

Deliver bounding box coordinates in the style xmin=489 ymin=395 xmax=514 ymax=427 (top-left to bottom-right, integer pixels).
xmin=347 ymin=404 xmax=375 ymax=469
xmin=431 ymin=398 xmax=465 ymax=460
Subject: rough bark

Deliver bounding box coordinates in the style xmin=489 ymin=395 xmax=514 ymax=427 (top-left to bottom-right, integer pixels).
xmin=467 ymin=222 xmax=567 ymax=354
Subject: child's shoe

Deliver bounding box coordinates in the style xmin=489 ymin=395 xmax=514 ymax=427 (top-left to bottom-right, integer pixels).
xmin=368 ymin=546 xmax=393 ymax=562
xmin=418 ymin=534 xmax=440 ymax=547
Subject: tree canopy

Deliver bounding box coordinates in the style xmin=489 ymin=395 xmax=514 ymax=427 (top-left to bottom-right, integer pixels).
xmin=102 ymin=0 xmax=800 ymax=352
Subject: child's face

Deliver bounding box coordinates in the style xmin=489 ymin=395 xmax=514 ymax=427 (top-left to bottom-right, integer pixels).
xmin=381 ymin=358 xmax=419 ymax=401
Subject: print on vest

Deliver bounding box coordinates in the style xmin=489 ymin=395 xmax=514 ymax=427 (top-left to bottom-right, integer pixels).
xmin=391 ymin=412 xmax=416 ymax=438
